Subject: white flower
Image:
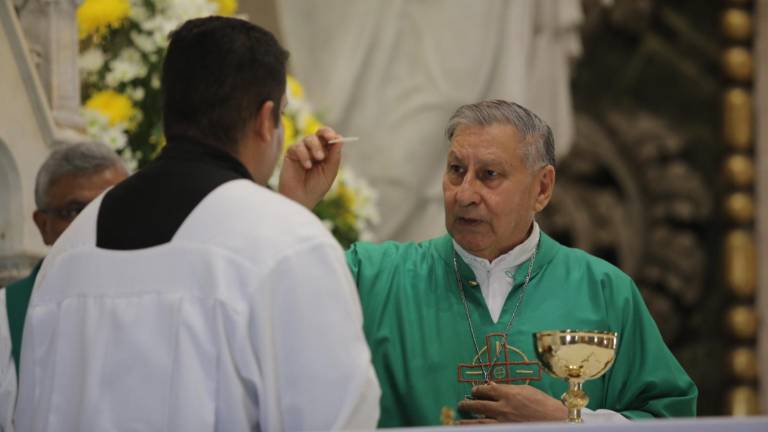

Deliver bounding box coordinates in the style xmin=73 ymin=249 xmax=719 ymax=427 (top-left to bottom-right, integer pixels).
xmin=140 ymin=16 xmax=177 ymax=48
xmin=129 ymin=1 xmax=150 ymax=22
xmin=83 ymin=109 xmax=128 ymax=150
xmin=105 ymin=47 xmax=148 ymax=87
xmin=165 ymin=0 xmax=217 ymax=21
xmin=126 ymin=86 xmax=145 ymax=102
xmin=83 ymin=108 xmax=108 ymax=132
xmin=83 ymin=108 xmax=137 ymax=169
xmin=102 ymin=127 xmax=128 ymax=151
xmin=119 ymin=146 xmax=139 ymax=172
xmin=130 ymin=31 xmax=157 ymax=54
xmin=342 ymin=168 xmax=381 ymax=226
xmin=79 ymin=48 xmax=105 ymax=74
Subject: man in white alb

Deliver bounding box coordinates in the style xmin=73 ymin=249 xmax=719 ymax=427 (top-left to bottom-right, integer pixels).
xmin=15 ymin=17 xmax=379 ymax=432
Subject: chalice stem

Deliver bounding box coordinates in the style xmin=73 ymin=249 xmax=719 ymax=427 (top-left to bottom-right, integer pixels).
xmin=564 ymin=380 xmax=589 ymax=423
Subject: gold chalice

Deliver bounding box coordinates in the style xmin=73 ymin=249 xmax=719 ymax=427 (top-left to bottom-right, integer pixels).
xmin=534 ymin=330 xmax=618 ymax=423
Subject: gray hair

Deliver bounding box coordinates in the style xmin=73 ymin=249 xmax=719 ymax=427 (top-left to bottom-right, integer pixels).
xmin=445 ymin=99 xmax=555 ymax=168
xmin=35 ymin=141 xmax=127 ymax=209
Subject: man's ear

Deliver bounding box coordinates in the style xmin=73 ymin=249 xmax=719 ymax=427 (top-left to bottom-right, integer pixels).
xmin=534 ymin=165 xmax=556 ymax=213
xmin=253 ymin=100 xmax=276 ymax=142
xmin=33 ymin=210 xmax=52 ymax=245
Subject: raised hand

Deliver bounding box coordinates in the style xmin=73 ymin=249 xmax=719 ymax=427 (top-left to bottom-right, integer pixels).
xmin=278 ymin=127 xmax=344 ymax=209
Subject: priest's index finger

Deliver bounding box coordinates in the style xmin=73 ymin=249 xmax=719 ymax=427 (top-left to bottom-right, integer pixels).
xmin=315 ymin=127 xmax=340 ymax=144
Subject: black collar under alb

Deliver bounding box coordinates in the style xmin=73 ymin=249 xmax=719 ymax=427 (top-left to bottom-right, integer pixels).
xmin=97 ymin=139 xmax=253 ymax=250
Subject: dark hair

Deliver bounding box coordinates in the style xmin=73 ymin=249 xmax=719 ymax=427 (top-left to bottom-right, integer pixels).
xmin=162 ymin=16 xmax=289 ymax=149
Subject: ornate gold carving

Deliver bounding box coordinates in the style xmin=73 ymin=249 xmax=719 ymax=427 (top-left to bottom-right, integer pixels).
xmin=723 ymin=154 xmax=755 ymax=187
xmin=726 ymin=305 xmax=759 ymax=339
xmin=723 ymin=88 xmax=753 ymax=150
xmin=727 ymin=385 xmax=760 ymax=416
xmin=722 ymin=9 xmax=753 ymax=41
xmin=722 ymin=47 xmax=753 ymax=82
xmin=539 ymin=113 xmax=712 ymax=343
xmin=724 ymin=229 xmax=756 ymax=298
xmin=728 ymin=347 xmax=758 ymax=380
xmin=724 ymin=192 xmax=755 ymax=224
xmin=721 ymin=0 xmax=759 ymax=416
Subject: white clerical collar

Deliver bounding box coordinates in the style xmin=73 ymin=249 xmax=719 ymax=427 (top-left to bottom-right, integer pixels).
xmin=453 ymin=222 xmax=540 ymax=269
xmin=452 ymin=222 xmax=540 ymax=323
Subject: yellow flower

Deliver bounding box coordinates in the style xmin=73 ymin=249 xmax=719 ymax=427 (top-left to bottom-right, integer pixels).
xmin=287 ymin=75 xmax=304 ymax=99
xmin=76 ymin=0 xmax=131 ymax=40
xmin=213 ymin=0 xmax=238 ymax=16
xmin=337 ymin=182 xmax=357 ymax=211
xmin=282 ymin=115 xmax=296 ymax=152
xmin=301 ymin=114 xmax=323 ymax=137
xmin=337 ymin=204 xmax=358 ymax=230
xmin=85 ymin=90 xmax=136 ymax=127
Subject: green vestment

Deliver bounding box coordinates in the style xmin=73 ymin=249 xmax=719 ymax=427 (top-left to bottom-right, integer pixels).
xmin=4 ymin=260 xmax=42 ymax=374
xmin=346 ymin=232 xmax=697 ymax=427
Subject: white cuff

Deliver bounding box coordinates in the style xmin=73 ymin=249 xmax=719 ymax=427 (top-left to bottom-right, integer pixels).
xmin=581 ymin=408 xmax=629 ymax=423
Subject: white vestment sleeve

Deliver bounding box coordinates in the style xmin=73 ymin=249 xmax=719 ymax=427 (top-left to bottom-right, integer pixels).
xmin=258 ymin=240 xmax=380 ymax=430
xmin=582 ymin=408 xmax=630 ymax=423
xmin=0 ymin=292 xmax=17 ymax=432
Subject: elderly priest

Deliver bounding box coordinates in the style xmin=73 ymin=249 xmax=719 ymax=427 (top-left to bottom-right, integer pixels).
xmin=282 ymin=99 xmax=697 ymax=427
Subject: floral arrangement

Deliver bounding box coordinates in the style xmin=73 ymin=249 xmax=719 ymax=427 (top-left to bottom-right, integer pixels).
xmin=78 ymin=0 xmax=237 ymax=169
xmin=76 ymin=0 xmax=378 ymax=246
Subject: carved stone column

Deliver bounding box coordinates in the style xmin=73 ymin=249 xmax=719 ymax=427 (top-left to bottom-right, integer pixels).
xmin=17 ymin=0 xmax=84 ymax=137
xmin=0 ymin=1 xmax=63 ymax=284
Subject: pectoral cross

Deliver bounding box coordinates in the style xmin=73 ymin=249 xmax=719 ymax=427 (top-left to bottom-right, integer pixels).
xmin=457 ymin=333 xmax=542 ymax=385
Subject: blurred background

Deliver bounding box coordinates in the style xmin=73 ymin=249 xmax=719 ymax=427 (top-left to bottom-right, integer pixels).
xmin=1 ymin=0 xmax=765 ymax=417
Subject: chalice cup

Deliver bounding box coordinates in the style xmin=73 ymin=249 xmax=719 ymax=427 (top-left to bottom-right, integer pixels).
xmin=534 ymin=330 xmax=618 ymax=424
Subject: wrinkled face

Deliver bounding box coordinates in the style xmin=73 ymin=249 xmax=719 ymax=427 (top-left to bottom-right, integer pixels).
xmin=34 ymin=167 xmax=128 ymax=245
xmin=442 ymin=123 xmax=555 ymax=261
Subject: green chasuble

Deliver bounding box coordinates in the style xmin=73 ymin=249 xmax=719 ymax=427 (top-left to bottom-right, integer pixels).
xmin=4 ymin=260 xmax=42 ymax=373
xmin=346 ymin=232 xmax=697 ymax=428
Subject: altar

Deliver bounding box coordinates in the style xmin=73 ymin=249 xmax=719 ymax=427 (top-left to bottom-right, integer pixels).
xmin=388 ymin=417 xmax=768 ymax=432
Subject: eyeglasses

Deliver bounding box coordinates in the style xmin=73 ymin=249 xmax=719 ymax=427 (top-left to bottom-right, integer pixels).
xmin=39 ymin=202 xmax=88 ymax=221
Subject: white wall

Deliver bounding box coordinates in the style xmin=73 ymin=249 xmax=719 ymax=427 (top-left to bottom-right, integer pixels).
xmin=0 ymin=139 xmax=22 ymax=255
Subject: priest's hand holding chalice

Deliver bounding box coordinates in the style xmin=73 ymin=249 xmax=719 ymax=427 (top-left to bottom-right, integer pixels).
xmin=534 ymin=330 xmax=619 ymax=423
